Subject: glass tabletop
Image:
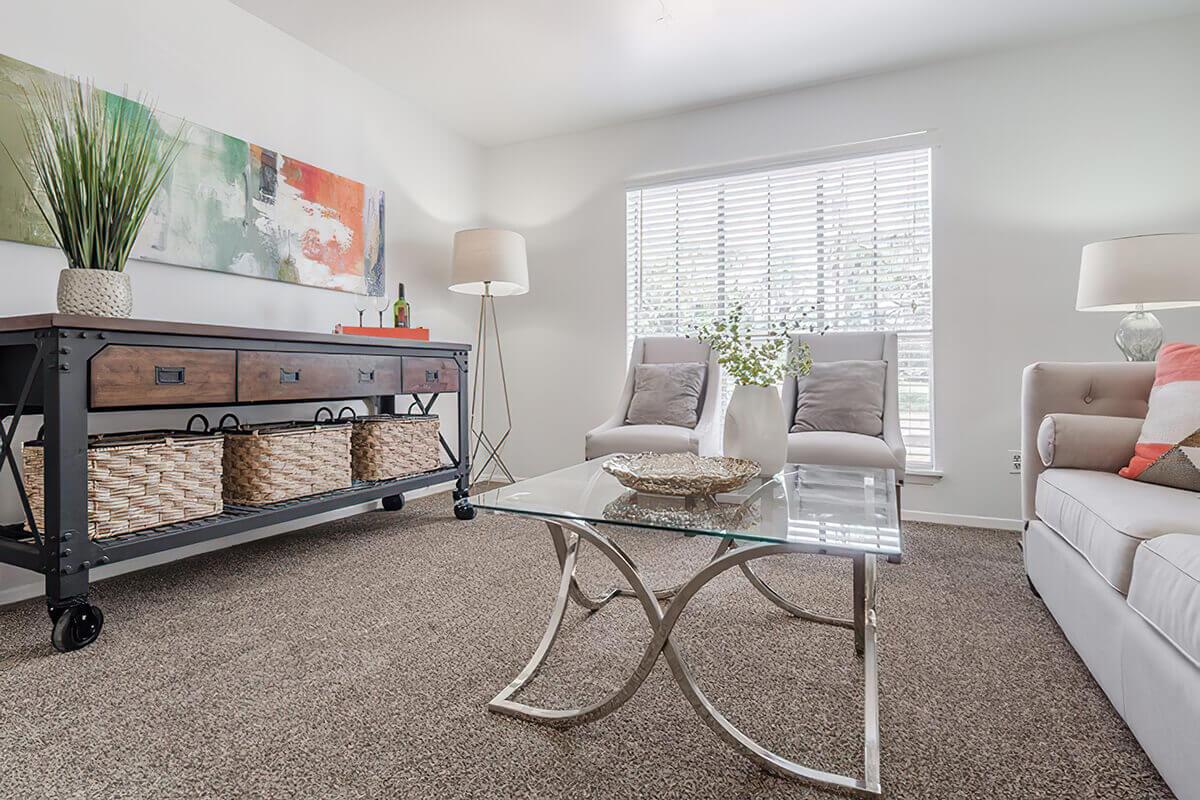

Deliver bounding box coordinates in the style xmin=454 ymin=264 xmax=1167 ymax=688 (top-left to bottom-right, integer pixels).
xmin=472 ymin=460 xmax=902 ymax=557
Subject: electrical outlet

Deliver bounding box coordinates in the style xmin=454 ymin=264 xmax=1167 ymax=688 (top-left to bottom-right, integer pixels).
xmin=1009 ymin=450 xmax=1022 ymax=474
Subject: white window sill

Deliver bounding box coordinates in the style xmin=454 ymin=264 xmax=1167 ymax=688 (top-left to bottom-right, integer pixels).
xmin=904 ymin=470 xmax=943 ymax=485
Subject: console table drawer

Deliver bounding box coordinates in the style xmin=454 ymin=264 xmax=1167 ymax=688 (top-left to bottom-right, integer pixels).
xmin=402 ymin=357 xmax=459 ymax=393
xmin=237 ymin=351 xmax=403 ymax=402
xmin=90 ymin=346 xmax=236 ymax=408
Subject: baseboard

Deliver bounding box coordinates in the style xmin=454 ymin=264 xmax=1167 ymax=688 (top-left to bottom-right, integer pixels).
xmin=0 ymin=481 xmax=456 ymax=609
xmin=903 ymin=508 xmax=1022 ymax=531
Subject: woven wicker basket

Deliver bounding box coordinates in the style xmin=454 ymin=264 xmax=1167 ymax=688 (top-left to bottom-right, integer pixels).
xmin=22 ymin=430 xmax=224 ymax=540
xmin=348 ymin=414 xmax=440 ymax=481
xmin=222 ymin=420 xmax=352 ymax=505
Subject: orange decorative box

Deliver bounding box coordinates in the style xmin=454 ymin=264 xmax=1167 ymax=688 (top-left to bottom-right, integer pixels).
xmin=336 ymin=325 xmax=431 ymax=341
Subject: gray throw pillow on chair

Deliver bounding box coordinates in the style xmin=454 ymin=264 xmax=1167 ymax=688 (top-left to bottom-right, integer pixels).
xmin=792 ymin=360 xmax=887 ymax=436
xmin=625 ymin=362 xmax=707 ymax=428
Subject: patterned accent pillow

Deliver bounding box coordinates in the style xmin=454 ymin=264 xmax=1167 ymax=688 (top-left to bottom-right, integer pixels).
xmin=1120 ymin=342 xmax=1200 ymax=491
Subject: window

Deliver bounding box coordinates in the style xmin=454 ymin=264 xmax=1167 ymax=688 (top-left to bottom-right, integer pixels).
xmin=625 ymin=146 xmax=934 ymax=469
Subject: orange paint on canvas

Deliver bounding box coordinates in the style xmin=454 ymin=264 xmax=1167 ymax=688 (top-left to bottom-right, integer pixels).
xmin=279 ymin=157 xmax=366 ymax=276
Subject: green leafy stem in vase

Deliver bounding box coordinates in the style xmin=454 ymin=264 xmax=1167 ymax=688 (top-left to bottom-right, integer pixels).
xmin=693 ymin=304 xmax=814 ymax=387
xmin=2 ymin=79 xmax=186 ymax=271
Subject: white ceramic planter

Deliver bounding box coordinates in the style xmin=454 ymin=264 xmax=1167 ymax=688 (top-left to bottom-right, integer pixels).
xmin=57 ymin=269 xmax=133 ymax=318
xmin=723 ymin=384 xmax=787 ymax=477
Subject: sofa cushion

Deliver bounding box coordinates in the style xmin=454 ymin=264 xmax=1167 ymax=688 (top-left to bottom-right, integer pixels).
xmin=625 ymin=362 xmax=706 ymax=427
xmin=1036 ymin=468 xmax=1200 ymax=593
xmin=586 ymin=423 xmax=696 ymax=459
xmin=786 ymin=431 xmax=899 ymax=474
xmin=1127 ymin=534 xmax=1200 ymax=668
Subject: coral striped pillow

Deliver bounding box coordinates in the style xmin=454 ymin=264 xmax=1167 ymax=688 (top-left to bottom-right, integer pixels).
xmin=1120 ymin=343 xmax=1200 ymax=491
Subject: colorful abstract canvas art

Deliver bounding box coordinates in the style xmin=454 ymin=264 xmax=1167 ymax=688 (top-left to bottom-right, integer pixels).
xmin=0 ymin=53 xmax=385 ymax=295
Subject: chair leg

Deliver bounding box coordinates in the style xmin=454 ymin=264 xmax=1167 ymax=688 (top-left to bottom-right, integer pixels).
xmin=889 ymin=482 xmax=903 ymax=564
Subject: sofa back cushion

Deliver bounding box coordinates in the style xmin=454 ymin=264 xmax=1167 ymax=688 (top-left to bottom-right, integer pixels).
xmin=1121 ymin=342 xmax=1200 ymax=491
xmin=625 ymin=362 xmax=706 ymax=428
xmin=791 ymin=360 xmax=886 ymax=436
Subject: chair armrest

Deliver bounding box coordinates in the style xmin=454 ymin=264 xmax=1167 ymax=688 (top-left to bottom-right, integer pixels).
xmin=880 ymin=333 xmax=905 ymax=482
xmin=1037 ymin=413 xmax=1143 ymax=471
xmin=1021 ymin=361 xmax=1155 ymax=520
xmin=585 ymin=413 xmax=625 ymax=443
xmin=690 ymin=397 xmax=722 ymax=456
xmin=881 ymin=410 xmax=906 ymax=483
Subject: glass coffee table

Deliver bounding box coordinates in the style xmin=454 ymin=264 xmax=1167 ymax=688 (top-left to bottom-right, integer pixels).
xmin=473 ymin=460 xmax=901 ymax=798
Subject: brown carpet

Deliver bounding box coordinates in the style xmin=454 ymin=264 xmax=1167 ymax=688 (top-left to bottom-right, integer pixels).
xmin=0 ymin=492 xmax=1172 ymax=799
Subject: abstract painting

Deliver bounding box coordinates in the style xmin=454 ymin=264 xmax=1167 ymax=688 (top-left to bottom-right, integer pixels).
xmin=0 ymin=52 xmax=385 ymax=295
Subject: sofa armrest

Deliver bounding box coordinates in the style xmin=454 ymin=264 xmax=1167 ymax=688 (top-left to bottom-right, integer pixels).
xmin=1037 ymin=413 xmax=1143 ymax=471
xmin=1021 ymin=361 xmax=1155 ymax=520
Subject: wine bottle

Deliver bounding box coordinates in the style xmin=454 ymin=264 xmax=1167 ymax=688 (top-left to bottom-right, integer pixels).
xmin=392 ymin=283 xmax=410 ymax=328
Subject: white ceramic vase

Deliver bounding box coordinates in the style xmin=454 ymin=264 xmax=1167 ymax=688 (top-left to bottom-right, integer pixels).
xmin=723 ymin=384 xmax=787 ymax=477
xmin=57 ymin=269 xmax=133 ymax=318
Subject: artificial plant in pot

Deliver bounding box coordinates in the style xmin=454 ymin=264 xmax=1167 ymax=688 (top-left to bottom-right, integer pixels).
xmin=694 ymin=305 xmax=812 ymax=476
xmin=3 ymin=81 xmax=184 ymax=317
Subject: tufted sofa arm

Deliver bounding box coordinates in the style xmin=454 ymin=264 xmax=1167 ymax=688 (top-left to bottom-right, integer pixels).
xmin=1020 ymin=362 xmax=1155 ymax=520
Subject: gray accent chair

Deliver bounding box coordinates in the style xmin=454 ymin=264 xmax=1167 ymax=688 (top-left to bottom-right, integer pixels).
xmin=1022 ymin=361 xmax=1200 ymax=800
xmin=585 ymin=337 xmax=721 ymax=460
xmin=783 ymin=331 xmax=906 ymax=496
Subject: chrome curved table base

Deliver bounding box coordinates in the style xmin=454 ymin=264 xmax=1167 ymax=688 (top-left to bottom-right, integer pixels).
xmin=489 ymin=518 xmax=883 ymax=798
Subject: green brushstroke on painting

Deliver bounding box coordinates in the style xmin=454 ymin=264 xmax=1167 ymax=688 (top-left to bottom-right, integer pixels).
xmin=0 ymin=53 xmax=59 ymax=248
xmin=0 ymin=52 xmax=386 ymax=294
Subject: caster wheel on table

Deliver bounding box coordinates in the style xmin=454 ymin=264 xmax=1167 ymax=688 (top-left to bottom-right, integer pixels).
xmin=454 ymin=503 xmax=477 ymax=521
xmin=382 ymin=493 xmax=405 ymax=511
xmin=51 ymin=604 xmax=104 ymax=652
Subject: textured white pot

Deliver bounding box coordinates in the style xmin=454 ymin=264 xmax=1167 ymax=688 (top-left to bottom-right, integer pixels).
xmin=57 ymin=269 xmax=133 ymax=318
xmin=723 ymin=384 xmax=787 ymax=477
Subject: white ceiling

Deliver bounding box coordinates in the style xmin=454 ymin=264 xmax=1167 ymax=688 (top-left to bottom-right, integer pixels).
xmin=231 ymin=0 xmax=1200 ymax=146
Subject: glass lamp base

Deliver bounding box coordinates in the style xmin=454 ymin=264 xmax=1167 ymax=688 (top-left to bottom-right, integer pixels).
xmin=1115 ymin=310 xmax=1163 ymax=362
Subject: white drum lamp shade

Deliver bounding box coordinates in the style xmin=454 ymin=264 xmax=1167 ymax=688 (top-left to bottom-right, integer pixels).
xmin=1076 ymin=233 xmax=1200 ymax=361
xmin=449 ymin=228 xmax=529 ymax=296
xmin=1077 ymin=233 xmax=1200 ymax=311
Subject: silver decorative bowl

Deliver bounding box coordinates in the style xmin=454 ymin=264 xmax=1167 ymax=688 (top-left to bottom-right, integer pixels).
xmin=601 ymin=452 xmax=760 ymax=497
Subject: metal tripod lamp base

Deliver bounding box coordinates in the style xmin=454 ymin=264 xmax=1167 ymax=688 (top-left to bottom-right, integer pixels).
xmin=469 ymin=283 xmax=515 ymax=486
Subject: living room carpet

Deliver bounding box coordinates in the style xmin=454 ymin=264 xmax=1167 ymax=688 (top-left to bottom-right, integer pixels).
xmin=0 ymin=492 xmax=1172 ymax=799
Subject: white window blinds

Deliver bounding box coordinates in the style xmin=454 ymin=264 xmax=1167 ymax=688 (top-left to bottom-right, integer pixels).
xmin=626 ymin=146 xmax=934 ymax=469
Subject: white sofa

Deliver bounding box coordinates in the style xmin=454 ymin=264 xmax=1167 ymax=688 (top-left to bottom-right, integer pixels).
xmin=1022 ymin=361 xmax=1200 ymax=800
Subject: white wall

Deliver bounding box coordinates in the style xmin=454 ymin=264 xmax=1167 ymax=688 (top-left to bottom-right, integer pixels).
xmin=0 ymin=0 xmax=482 ymax=602
xmin=482 ymin=15 xmax=1200 ymax=525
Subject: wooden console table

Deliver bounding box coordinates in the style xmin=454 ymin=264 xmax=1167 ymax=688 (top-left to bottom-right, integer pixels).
xmin=0 ymin=314 xmax=472 ymax=651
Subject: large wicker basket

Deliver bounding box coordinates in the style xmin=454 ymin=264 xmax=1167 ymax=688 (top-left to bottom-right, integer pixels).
xmin=347 ymin=413 xmax=441 ymax=481
xmin=221 ymin=419 xmax=352 ymax=505
xmin=22 ymin=429 xmax=225 ymax=540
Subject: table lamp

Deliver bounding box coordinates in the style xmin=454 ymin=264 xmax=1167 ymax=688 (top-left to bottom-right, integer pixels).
xmin=450 ymin=228 xmax=528 ymax=485
xmin=1076 ymin=233 xmax=1200 ymax=361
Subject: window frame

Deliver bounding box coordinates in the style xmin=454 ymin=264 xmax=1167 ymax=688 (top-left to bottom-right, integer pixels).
xmin=625 ymin=133 xmax=937 ymax=472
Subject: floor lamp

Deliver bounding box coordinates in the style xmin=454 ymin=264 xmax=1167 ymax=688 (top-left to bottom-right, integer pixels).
xmin=449 ymin=228 xmax=528 ymax=486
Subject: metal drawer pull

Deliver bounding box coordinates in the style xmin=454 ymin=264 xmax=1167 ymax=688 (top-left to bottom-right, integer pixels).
xmin=359 ymin=369 xmax=376 ymax=382
xmin=154 ymin=366 xmax=186 ymax=385
xmin=279 ymin=368 xmax=301 ymax=384
xmin=425 ymin=369 xmax=439 ymax=382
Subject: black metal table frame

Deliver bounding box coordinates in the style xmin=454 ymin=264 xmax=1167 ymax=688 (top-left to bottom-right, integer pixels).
xmin=0 ymin=322 xmax=472 ymax=647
